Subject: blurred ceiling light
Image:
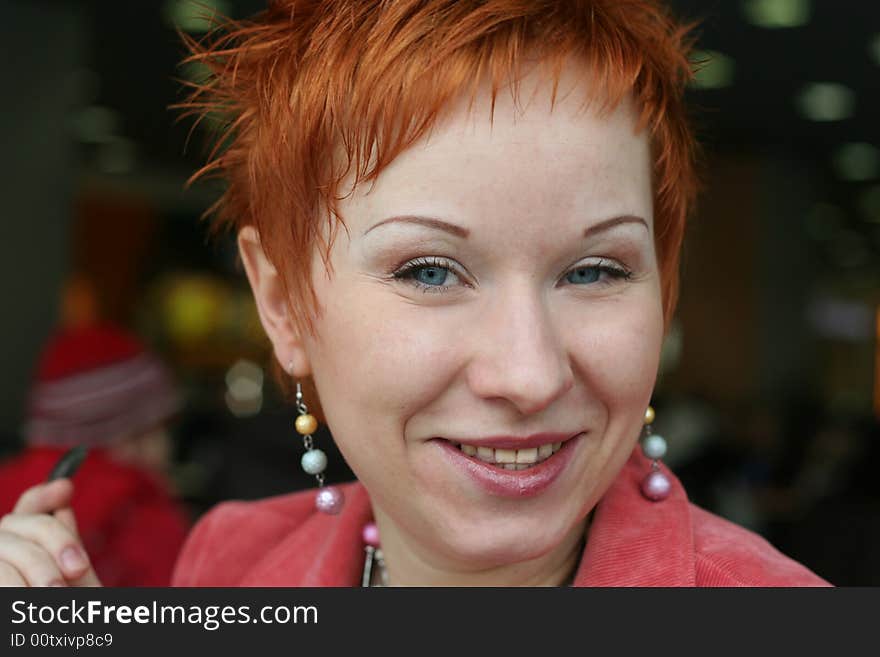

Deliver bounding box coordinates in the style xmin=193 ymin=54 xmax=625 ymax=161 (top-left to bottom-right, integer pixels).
xmin=163 ymin=0 xmax=230 ymax=33
xmin=795 ymin=82 xmax=855 ymax=121
xmin=833 ymin=143 xmax=880 ymax=182
xmin=95 ymin=137 xmax=137 ymax=175
xmin=742 ymin=0 xmax=811 ymax=28
xmin=225 ymin=390 xmax=262 ymax=417
xmin=70 ymin=105 xmax=120 ymax=144
xmin=805 ymin=203 xmax=844 ymax=241
xmin=860 ymin=185 xmax=880 ymax=223
xmin=225 ymin=359 xmax=264 ymax=400
xmin=689 ymin=50 xmax=736 ymax=89
xmin=807 ymin=297 xmax=872 ymax=341
xmin=163 ymin=277 xmax=222 ymax=342
xmin=871 ymin=34 xmax=880 ymax=66
xmin=225 ymin=359 xmax=264 ymax=417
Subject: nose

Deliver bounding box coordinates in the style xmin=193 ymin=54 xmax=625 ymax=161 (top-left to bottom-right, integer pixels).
xmin=465 ymin=286 xmax=574 ymax=416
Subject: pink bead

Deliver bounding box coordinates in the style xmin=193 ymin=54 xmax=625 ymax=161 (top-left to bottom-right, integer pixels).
xmin=362 ymin=522 xmax=380 ymax=547
xmin=315 ymin=486 xmax=345 ymax=514
xmin=641 ymin=470 xmax=671 ymax=501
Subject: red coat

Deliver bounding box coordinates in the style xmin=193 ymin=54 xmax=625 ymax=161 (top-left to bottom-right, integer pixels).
xmin=172 ymin=449 xmax=831 ymax=586
xmin=0 ymin=447 xmax=190 ymax=587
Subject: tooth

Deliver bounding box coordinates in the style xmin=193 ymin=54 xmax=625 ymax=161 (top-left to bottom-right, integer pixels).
xmin=495 ymin=448 xmax=516 ymax=463
xmin=552 ymin=442 xmax=562 ymax=452
xmin=538 ymin=444 xmax=553 ymax=458
xmin=461 ymin=444 xmax=477 ymax=456
xmin=477 ymin=446 xmax=494 ymax=462
xmin=503 ymin=463 xmax=517 ymax=470
xmin=515 ymin=447 xmax=538 ymax=464
xmin=515 ymin=464 xmax=529 ymax=470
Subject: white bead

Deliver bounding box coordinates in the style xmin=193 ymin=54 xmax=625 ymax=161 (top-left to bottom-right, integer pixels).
xmin=642 ymin=434 xmax=667 ymax=460
xmin=301 ymin=449 xmax=327 ymax=474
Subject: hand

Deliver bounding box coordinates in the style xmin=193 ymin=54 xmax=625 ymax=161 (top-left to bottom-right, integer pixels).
xmin=0 ymin=479 xmax=102 ymax=587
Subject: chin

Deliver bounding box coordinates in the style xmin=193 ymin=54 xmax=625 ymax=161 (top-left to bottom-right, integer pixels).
xmin=432 ymin=506 xmax=576 ymax=569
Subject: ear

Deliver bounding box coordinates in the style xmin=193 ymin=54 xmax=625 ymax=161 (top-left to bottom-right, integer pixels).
xmin=238 ymin=226 xmax=312 ymax=378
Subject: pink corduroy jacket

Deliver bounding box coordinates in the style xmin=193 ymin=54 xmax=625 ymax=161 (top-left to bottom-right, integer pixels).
xmin=171 ymin=449 xmax=831 ymax=587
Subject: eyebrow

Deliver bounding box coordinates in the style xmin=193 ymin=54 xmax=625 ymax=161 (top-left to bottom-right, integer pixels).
xmin=363 ymin=215 xmax=470 ymax=238
xmin=583 ymin=215 xmax=649 ymax=238
xmin=362 ymin=214 xmax=649 ymax=239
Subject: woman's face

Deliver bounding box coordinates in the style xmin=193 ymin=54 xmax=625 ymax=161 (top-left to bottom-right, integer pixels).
xmin=270 ymin=65 xmax=661 ymax=570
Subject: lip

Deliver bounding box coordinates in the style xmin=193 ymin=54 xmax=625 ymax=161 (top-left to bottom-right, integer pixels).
xmin=432 ymin=432 xmax=584 ymax=499
xmin=442 ymin=432 xmax=581 ymax=450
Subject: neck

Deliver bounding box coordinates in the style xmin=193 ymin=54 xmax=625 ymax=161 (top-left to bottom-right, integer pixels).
xmin=370 ymin=508 xmax=590 ymax=587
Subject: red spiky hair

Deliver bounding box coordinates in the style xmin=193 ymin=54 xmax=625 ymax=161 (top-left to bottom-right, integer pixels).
xmin=177 ymin=0 xmax=700 ymax=339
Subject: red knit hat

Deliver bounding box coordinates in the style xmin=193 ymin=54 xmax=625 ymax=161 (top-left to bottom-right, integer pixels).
xmin=24 ymin=324 xmax=180 ymax=447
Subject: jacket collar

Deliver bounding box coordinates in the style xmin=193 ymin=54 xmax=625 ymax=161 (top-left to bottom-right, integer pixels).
xmin=240 ymin=482 xmax=372 ymax=586
xmin=572 ymin=450 xmax=695 ymax=586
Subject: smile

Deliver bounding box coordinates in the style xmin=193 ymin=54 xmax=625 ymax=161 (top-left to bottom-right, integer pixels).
xmin=433 ymin=433 xmax=584 ymax=498
xmin=454 ymin=442 xmax=564 ymax=470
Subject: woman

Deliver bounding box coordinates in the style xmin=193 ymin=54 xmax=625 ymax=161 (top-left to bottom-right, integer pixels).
xmin=0 ymin=0 xmax=829 ymax=587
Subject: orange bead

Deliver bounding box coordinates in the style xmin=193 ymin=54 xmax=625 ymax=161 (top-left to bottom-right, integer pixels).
xmin=295 ymin=414 xmax=318 ymax=435
xmin=644 ymin=406 xmax=655 ymax=425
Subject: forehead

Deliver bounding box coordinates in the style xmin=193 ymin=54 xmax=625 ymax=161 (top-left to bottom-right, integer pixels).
xmin=340 ymin=62 xmax=653 ymax=235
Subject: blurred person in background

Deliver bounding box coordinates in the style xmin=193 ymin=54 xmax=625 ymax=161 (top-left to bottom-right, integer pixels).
xmin=0 ymin=323 xmax=190 ymax=586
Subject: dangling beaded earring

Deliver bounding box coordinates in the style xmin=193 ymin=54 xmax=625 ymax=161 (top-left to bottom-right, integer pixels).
xmin=640 ymin=405 xmax=671 ymax=501
xmin=294 ymin=379 xmax=345 ymax=514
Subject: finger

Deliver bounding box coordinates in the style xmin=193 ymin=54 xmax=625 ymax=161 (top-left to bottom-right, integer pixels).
xmin=55 ymin=513 xmax=102 ymax=586
xmin=23 ymin=511 xmax=101 ymax=587
xmin=0 ymin=513 xmax=89 ymax=581
xmin=13 ymin=479 xmax=74 ymax=515
xmin=0 ymin=560 xmax=28 ymax=586
xmin=68 ymin=566 xmax=102 ymax=587
xmin=0 ymin=530 xmax=65 ymax=586
xmin=53 ymin=508 xmax=80 ymax=539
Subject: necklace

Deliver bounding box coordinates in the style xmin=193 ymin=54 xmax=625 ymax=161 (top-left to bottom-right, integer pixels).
xmin=362 ymin=546 xmax=389 ymax=587
xmin=361 ymin=522 xmax=388 ymax=586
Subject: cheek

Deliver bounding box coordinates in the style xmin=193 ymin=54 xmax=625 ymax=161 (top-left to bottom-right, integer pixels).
xmin=304 ymin=280 xmax=462 ymax=434
xmin=566 ymin=294 xmax=664 ymax=408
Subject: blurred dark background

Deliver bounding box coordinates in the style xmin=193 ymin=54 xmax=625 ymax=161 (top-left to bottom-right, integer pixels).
xmin=0 ymin=0 xmax=877 ymax=585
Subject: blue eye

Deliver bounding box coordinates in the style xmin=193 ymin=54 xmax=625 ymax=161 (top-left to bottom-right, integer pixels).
xmin=392 ymin=257 xmax=631 ymax=294
xmin=563 ymin=262 xmax=631 ymax=286
xmin=392 ymin=257 xmax=464 ymax=293
xmin=413 ymin=265 xmax=449 ymax=286
xmin=565 ymin=266 xmax=601 ymax=284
